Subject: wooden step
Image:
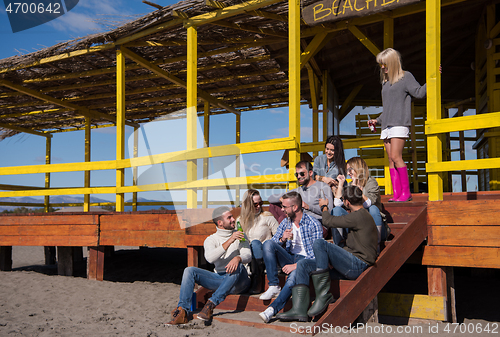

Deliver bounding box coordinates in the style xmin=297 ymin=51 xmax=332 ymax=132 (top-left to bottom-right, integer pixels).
xmin=196 ymin=278 xmax=355 ymax=312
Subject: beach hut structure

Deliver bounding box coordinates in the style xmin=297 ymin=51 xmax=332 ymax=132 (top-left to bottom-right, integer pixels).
xmin=1 ymin=0 xmax=500 ymax=331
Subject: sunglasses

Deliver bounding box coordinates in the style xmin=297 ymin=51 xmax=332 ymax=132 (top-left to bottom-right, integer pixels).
xmin=379 ymin=63 xmax=387 ymax=68
xmin=294 ymin=172 xmax=307 ymax=178
xmin=253 ymin=201 xmax=263 ymax=207
xmin=347 ymin=167 xmax=355 ymax=173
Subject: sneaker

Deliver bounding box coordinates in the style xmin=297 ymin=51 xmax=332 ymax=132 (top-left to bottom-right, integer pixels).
xmin=259 ymin=285 xmax=281 ymax=300
xmin=196 ymin=300 xmax=216 ymax=321
xmin=259 ymin=307 xmax=275 ymax=323
xmin=165 ymin=307 xmax=188 ymax=325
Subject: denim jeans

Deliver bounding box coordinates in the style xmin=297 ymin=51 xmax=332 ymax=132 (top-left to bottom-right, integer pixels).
xmin=251 ymin=239 xmax=264 ymax=260
xmin=295 ymin=258 xmax=317 ymax=285
xmin=262 ymin=240 xmax=306 ymax=313
xmin=332 ymin=205 xmax=384 ymax=244
xmin=177 ymin=264 xmax=250 ymax=314
xmin=313 ymin=238 xmax=368 ymax=280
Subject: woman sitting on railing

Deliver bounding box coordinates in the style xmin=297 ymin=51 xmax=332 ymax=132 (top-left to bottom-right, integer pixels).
xmin=332 ymin=157 xmax=387 ymax=248
xmin=237 ymin=189 xmax=279 ymax=294
xmin=313 ymin=135 xmax=347 ymax=193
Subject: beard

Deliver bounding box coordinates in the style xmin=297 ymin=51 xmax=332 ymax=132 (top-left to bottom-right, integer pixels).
xmin=286 ymin=210 xmax=296 ymax=221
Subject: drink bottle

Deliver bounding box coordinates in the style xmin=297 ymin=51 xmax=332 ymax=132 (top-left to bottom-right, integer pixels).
xmin=236 ymin=221 xmax=246 ymax=241
xmin=367 ymin=114 xmax=376 ymax=133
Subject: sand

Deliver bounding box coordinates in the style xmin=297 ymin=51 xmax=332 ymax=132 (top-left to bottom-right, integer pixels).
xmin=1 ymin=246 xmax=498 ymax=336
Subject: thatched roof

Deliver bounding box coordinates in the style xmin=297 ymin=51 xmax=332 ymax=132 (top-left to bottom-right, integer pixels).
xmin=0 ymin=0 xmax=487 ymax=139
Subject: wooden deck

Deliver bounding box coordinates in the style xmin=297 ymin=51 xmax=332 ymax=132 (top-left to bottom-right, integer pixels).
xmin=1 ymin=191 xmax=499 ymax=329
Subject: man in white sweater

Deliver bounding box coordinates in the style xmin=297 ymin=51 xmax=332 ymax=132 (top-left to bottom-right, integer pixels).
xmin=167 ymin=206 xmax=251 ymax=325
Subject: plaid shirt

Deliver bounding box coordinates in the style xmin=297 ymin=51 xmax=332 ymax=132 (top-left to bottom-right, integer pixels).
xmin=271 ymin=212 xmax=323 ymax=259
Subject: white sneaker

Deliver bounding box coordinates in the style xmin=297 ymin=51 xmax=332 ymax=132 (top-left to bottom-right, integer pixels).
xmin=259 ymin=285 xmax=281 ymax=300
xmin=259 ymin=307 xmax=275 ymax=323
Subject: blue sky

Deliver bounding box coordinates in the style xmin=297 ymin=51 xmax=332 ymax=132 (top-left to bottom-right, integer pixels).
xmin=0 ymin=0 xmax=478 ymax=204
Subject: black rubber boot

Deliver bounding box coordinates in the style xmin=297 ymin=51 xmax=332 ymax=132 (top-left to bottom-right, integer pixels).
xmin=276 ymin=284 xmax=310 ymax=322
xmin=249 ymin=258 xmax=264 ymax=295
xmin=307 ymin=269 xmax=335 ymax=317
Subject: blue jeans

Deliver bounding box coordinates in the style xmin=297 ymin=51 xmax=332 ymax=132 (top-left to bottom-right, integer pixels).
xmin=262 ymin=240 xmax=306 ymax=313
xmin=295 ymin=258 xmax=317 ymax=285
xmin=251 ymin=239 xmax=264 ymax=260
xmin=177 ymin=264 xmax=250 ymax=314
xmin=314 ymin=238 xmax=368 ymax=280
xmin=332 ymin=205 xmax=384 ymax=244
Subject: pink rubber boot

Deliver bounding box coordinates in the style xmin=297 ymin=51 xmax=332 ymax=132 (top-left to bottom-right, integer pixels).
xmin=388 ymin=168 xmax=401 ymax=202
xmin=396 ymin=166 xmax=412 ymax=202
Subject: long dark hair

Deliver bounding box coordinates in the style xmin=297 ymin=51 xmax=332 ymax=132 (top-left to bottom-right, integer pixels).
xmin=325 ymin=135 xmax=346 ymax=176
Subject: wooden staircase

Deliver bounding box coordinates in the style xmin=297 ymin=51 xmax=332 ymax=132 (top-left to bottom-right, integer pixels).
xmin=195 ymin=202 xmax=428 ymax=333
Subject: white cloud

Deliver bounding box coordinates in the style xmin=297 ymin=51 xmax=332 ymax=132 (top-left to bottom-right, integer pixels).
xmin=269 ymin=108 xmax=285 ymax=114
xmin=49 ymin=11 xmax=101 ymax=33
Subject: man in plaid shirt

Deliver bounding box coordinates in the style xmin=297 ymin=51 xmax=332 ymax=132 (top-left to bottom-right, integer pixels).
xmin=258 ymin=191 xmax=323 ymax=323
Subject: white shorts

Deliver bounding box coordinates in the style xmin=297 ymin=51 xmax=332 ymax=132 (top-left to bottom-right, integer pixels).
xmin=380 ymin=126 xmax=409 ymax=139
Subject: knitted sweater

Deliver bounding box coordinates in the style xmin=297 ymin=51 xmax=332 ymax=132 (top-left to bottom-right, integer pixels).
xmin=321 ymin=208 xmax=378 ymax=265
xmin=236 ymin=211 xmax=279 ymax=243
xmin=204 ymin=227 xmax=252 ymax=274
xmin=376 ymin=71 xmax=426 ymax=130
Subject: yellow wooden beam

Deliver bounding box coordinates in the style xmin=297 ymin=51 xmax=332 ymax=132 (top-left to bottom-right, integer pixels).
xmin=84 ymin=117 xmax=91 ymax=212
xmin=186 ymin=26 xmax=198 ymax=209
xmin=120 ymin=47 xmax=240 ymax=115
xmin=426 ymin=157 xmax=500 ymax=173
xmin=339 ymin=84 xmax=363 ymax=120
xmin=384 ymin=18 xmax=394 ymax=49
xmin=202 ymin=101 xmax=210 ymax=208
xmin=322 ymin=70 xmax=328 ymax=142
xmin=205 ymin=0 xmax=288 ymax=22
xmin=425 ymin=111 xmax=500 ymax=135
xmin=0 ymin=122 xmax=52 ymax=138
xmin=300 ymin=31 xmax=334 ymax=70
xmin=0 ymin=137 xmax=297 ymax=176
xmin=184 ymin=0 xmax=282 ymax=28
xmin=426 ymin=0 xmax=443 ymax=201
xmin=288 ymin=0 xmax=301 ymax=189
xmin=116 ymin=48 xmax=126 ymax=212
xmin=348 ymin=25 xmax=381 ymax=57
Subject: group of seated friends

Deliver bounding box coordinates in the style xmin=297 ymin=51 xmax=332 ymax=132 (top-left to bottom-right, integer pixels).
xmin=167 ymin=135 xmax=389 ymax=326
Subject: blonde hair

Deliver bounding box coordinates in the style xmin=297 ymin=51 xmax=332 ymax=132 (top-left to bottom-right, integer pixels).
xmin=346 ymin=157 xmax=370 ymax=187
xmin=376 ymin=48 xmax=404 ymax=85
xmin=240 ymin=189 xmax=261 ymax=232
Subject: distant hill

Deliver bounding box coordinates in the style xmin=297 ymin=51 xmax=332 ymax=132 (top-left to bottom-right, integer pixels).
xmin=0 ymin=196 xmax=173 ymax=212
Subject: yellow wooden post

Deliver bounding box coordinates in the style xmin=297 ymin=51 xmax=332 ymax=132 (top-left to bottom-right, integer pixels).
xmin=384 ymin=18 xmax=394 ymax=50
xmin=288 ymin=0 xmax=300 ymax=189
xmin=202 ymin=101 xmax=210 ymax=208
xmin=116 ymin=47 xmax=126 ymax=211
xmin=235 ymin=114 xmax=241 ymax=206
xmin=132 ymin=126 xmax=138 ymax=212
xmin=322 ymin=70 xmax=328 ymax=142
xmin=308 ymin=66 xmax=319 ymax=157
xmin=84 ymin=117 xmax=91 ymax=212
xmin=384 ymin=17 xmax=394 ymax=193
xmin=426 ymin=0 xmax=443 ymax=201
xmin=187 ymin=26 xmax=198 ymax=209
xmin=44 ymin=137 xmax=51 ymax=212
xmin=410 ymin=103 xmax=419 ymax=193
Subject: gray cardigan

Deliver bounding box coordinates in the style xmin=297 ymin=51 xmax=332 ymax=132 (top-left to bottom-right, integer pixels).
xmin=376 ymin=71 xmax=426 ymax=130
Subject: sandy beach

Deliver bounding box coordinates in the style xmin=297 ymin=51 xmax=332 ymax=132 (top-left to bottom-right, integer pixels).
xmin=1 ymin=246 xmax=498 ymax=336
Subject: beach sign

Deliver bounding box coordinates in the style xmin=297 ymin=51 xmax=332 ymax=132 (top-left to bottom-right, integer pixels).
xmin=302 ymin=0 xmax=422 ymax=26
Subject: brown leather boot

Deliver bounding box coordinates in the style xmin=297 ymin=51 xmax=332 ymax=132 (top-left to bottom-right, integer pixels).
xmin=165 ymin=306 xmax=188 ymax=325
xmin=196 ymin=300 xmax=216 ymax=321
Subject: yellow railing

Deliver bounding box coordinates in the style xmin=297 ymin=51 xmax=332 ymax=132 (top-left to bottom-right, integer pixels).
xmin=0 ymin=135 xmax=392 ymax=208
xmin=425 ymin=111 xmax=500 ymax=199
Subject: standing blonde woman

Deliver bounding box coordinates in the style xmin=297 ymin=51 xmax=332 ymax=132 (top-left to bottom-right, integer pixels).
xmin=237 ymin=189 xmax=279 ymax=294
xmin=368 ymin=48 xmax=427 ymax=202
